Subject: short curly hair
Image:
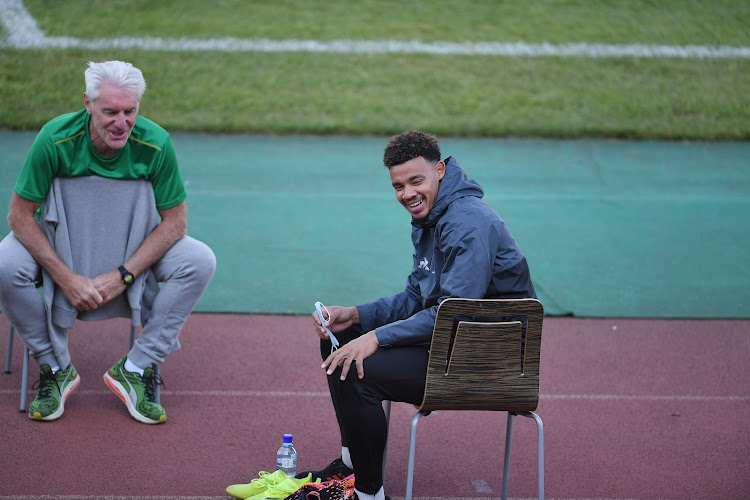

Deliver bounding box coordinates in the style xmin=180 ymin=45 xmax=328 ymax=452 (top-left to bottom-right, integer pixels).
xmin=383 ymin=129 xmax=441 ymax=168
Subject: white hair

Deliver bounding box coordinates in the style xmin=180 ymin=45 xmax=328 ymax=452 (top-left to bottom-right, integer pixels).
xmin=84 ymin=60 xmax=146 ymax=102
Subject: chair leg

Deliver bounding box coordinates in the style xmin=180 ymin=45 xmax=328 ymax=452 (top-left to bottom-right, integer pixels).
xmin=523 ymin=411 xmax=544 ymax=500
xmin=8 ymin=324 xmax=31 ymax=412
xmin=5 ymin=324 xmax=13 ymax=373
xmin=501 ymin=412 xmax=515 ymax=500
xmin=382 ymin=400 xmax=391 ymax=484
xmin=405 ymin=410 xmax=428 ymax=500
xmin=502 ymin=412 xmax=544 ymax=500
xmin=20 ymin=345 xmax=30 ymax=412
xmin=129 ymin=323 xmax=136 ymax=349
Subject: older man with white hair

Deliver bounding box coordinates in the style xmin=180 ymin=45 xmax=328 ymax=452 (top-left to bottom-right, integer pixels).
xmin=0 ymin=60 xmax=216 ymax=424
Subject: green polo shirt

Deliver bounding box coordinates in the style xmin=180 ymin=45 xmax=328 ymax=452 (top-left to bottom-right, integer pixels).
xmin=15 ymin=108 xmax=186 ymax=211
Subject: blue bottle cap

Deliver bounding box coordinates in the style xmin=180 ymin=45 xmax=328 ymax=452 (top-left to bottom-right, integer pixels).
xmin=283 ymin=434 xmax=293 ymax=443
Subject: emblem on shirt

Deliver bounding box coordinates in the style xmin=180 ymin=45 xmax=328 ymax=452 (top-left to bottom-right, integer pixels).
xmin=418 ymin=257 xmax=430 ymax=272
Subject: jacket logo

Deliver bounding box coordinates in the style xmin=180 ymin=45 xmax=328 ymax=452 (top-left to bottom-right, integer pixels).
xmin=418 ymin=257 xmax=430 ymax=272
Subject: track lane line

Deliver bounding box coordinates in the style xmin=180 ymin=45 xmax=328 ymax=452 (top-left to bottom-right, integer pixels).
xmin=2 ymin=389 xmax=747 ymax=401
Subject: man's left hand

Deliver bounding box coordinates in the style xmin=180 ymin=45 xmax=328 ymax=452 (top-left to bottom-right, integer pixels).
xmin=91 ymin=269 xmax=128 ymax=306
xmin=322 ymin=330 xmax=380 ymax=380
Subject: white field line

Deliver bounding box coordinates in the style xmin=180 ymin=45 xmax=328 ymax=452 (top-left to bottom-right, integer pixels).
xmin=1 ymin=388 xmax=748 ymax=402
xmin=1 ymin=0 xmax=749 ymax=59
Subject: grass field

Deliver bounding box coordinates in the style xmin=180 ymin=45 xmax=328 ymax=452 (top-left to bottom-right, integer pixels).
xmin=1 ymin=0 xmax=749 ymax=139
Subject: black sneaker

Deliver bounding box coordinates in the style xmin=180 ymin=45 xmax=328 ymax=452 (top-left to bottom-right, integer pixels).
xmin=295 ymin=457 xmax=353 ymax=482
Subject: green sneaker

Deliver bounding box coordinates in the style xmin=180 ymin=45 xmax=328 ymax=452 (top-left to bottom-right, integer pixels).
xmin=245 ymin=473 xmax=315 ymax=500
xmin=29 ymin=363 xmax=80 ymax=421
xmin=226 ymin=470 xmax=288 ymax=499
xmin=103 ymin=356 xmax=166 ymax=424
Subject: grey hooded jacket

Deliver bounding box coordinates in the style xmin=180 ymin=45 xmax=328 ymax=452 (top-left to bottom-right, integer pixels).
xmin=357 ymin=156 xmax=536 ymax=347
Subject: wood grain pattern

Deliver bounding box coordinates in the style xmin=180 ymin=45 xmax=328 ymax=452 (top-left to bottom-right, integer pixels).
xmin=418 ymin=298 xmax=544 ymax=412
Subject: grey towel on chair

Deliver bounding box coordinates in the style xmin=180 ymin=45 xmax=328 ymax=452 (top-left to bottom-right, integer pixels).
xmin=41 ymin=176 xmax=161 ymax=329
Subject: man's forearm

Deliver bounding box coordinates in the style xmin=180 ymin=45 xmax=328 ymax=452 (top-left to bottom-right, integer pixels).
xmin=122 ymin=219 xmax=185 ymax=277
xmin=9 ymin=210 xmax=75 ymax=286
xmin=122 ymin=201 xmax=187 ymax=277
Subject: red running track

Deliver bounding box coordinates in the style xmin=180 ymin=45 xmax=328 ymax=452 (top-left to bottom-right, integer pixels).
xmin=0 ymin=313 xmax=748 ymax=499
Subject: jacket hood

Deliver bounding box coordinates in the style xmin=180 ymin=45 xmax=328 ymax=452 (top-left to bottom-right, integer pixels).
xmin=412 ymin=156 xmax=484 ymax=227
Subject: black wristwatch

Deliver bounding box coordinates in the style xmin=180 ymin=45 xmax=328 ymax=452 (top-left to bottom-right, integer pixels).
xmin=118 ymin=265 xmax=135 ymax=286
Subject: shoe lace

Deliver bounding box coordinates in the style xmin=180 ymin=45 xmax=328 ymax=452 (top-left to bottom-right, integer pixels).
xmin=32 ymin=369 xmax=59 ymax=398
xmin=252 ymin=471 xmax=280 ymax=486
xmin=142 ymin=369 xmax=165 ymax=403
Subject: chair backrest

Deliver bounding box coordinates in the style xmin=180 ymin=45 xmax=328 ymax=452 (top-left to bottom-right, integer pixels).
xmin=417 ymin=298 xmax=544 ymax=413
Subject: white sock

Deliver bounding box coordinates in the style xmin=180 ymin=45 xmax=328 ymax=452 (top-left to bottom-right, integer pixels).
xmin=341 ymin=446 xmax=353 ymax=469
xmin=124 ymin=357 xmax=144 ymax=375
xmin=354 ymin=487 xmax=384 ymax=500
xmin=50 ymin=365 xmax=60 ymax=374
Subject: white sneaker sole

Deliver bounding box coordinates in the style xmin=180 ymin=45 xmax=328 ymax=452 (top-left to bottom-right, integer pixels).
xmin=103 ymin=371 xmax=165 ymax=425
xmin=30 ymin=373 xmax=80 ymax=421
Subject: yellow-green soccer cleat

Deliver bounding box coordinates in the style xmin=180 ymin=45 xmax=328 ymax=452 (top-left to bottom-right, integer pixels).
xmin=244 ymin=473 xmax=315 ymax=500
xmin=226 ymin=470 xmax=288 ymax=499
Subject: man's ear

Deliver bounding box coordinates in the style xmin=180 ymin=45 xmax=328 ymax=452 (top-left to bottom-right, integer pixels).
xmin=436 ymin=160 xmax=446 ymax=180
xmin=83 ymin=92 xmax=91 ymax=114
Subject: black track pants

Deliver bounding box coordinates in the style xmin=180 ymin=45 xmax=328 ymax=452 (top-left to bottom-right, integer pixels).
xmin=320 ymin=325 xmax=429 ymax=494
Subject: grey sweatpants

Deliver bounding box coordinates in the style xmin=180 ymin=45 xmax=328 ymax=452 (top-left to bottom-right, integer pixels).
xmin=0 ymin=231 xmax=216 ymax=370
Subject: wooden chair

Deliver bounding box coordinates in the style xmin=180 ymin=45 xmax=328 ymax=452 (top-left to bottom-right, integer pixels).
xmin=384 ymin=297 xmax=544 ymax=500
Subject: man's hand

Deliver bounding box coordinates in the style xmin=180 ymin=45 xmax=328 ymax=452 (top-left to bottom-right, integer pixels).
xmin=322 ymin=330 xmax=379 ymax=380
xmin=59 ymin=273 xmax=104 ymax=312
xmin=311 ymin=305 xmax=358 ymax=341
xmin=91 ymin=269 xmax=128 ymax=306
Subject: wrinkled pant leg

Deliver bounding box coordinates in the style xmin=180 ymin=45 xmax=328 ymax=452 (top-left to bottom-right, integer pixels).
xmin=320 ymin=325 xmax=368 ymax=448
xmin=126 ymin=236 xmax=216 ymax=368
xmin=0 ymin=231 xmax=63 ymax=368
xmin=323 ymin=333 xmax=429 ymax=495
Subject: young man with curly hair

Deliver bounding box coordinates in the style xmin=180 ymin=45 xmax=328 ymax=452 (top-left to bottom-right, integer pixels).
xmin=297 ymin=129 xmax=537 ymax=500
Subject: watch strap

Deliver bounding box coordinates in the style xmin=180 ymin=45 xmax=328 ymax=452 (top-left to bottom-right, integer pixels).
xmin=118 ymin=265 xmax=135 ymax=286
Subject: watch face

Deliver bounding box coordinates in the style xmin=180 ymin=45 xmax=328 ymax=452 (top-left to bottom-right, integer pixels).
xmin=123 ymin=273 xmax=134 ymax=285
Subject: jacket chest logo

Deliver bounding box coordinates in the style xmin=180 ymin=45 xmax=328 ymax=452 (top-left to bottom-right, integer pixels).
xmin=418 ymin=257 xmax=430 ymax=272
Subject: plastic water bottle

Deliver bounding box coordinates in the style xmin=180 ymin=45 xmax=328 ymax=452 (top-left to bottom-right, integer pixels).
xmin=276 ymin=433 xmax=298 ymax=477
